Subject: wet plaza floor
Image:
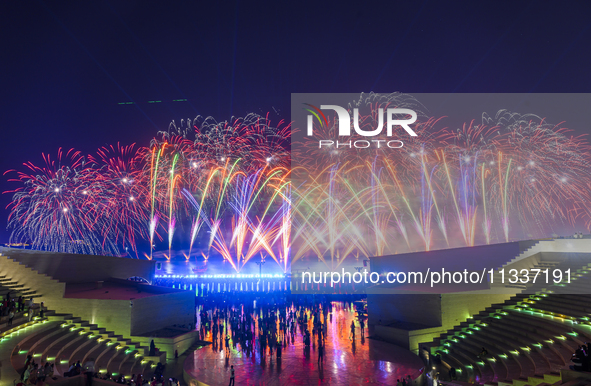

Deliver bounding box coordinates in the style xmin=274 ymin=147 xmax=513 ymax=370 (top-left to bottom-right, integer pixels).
xmin=184 ymin=302 xmax=424 ymax=385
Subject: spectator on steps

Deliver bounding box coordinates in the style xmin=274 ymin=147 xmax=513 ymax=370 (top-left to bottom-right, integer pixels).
xmin=36 ymin=362 xmax=46 ymax=383
xmin=21 ymin=355 xmax=32 ymax=379
xmin=449 ymin=367 xmax=457 ymax=380
xmin=28 ymin=364 xmax=38 ymax=385
xmin=83 ymin=358 xmax=95 ymax=386
xmin=44 ymin=362 xmax=53 ymax=379
xmin=571 ymin=345 xmax=590 ymax=371
xmin=477 ymin=347 xmax=488 ymax=358
xmin=23 ymin=365 xmax=31 ymax=384
xmin=65 ymin=363 xmax=76 ymax=377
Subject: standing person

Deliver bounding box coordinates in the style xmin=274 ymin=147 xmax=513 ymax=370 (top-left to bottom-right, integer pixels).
xmin=228 ymin=365 xmax=235 ymax=386
xmin=27 ymin=298 xmax=35 ymax=321
xmin=83 ymin=357 xmax=95 ymax=386
xmin=8 ymin=309 xmax=14 ymax=326
xmin=349 ymin=320 xmax=355 ymax=340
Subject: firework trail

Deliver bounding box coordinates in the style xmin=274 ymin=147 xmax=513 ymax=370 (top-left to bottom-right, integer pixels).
xmin=292 ymin=93 xmax=591 ymax=269
xmin=5 ymin=148 xmax=121 ymax=255
xmin=5 ymin=113 xmax=291 ymax=265
xmin=188 ymin=217 xmax=201 ymax=260
xmin=5 ymin=97 xmax=591 ymax=275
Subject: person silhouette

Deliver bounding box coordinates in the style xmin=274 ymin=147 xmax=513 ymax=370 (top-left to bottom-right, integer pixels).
xmin=228 ymin=365 xmax=235 ymax=386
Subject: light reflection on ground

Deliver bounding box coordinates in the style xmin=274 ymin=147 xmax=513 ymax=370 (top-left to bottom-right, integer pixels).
xmin=184 ymin=302 xmax=424 ymax=385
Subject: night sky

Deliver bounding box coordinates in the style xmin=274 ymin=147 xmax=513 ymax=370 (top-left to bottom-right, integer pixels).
xmin=1 ymin=1 xmax=591 ymax=243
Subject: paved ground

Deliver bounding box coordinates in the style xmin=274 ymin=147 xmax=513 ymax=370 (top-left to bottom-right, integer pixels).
xmin=184 ymin=302 xmax=424 ymax=385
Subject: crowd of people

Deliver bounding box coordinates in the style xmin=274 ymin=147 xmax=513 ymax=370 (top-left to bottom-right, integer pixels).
xmin=196 ymin=292 xmax=365 ymax=357
xmin=20 ymin=355 xmax=55 ymax=385
xmin=27 ymin=356 xmax=176 ymax=386
xmin=197 ymin=292 xmax=336 ymax=362
xmin=88 ymin=371 xmax=179 ymax=386
xmin=1 ymin=293 xmax=39 ymax=326
xmin=191 ymin=291 xmax=418 ymax=385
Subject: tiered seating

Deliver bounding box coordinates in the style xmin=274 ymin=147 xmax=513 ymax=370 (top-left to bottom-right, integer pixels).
xmin=440 ymin=373 xmax=590 ymax=386
xmin=500 ymin=261 xmax=561 ymax=291
xmin=431 ymin=266 xmax=591 ymax=385
xmin=12 ymin=312 xmax=158 ymax=382
xmin=0 ymin=254 xmax=171 ymax=382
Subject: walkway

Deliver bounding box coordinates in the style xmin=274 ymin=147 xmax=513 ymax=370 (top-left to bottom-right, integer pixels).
xmin=184 ymin=303 xmax=424 ymax=385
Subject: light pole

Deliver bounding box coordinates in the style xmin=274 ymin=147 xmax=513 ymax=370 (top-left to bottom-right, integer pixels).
xmin=256 ymin=256 xmax=266 ymax=290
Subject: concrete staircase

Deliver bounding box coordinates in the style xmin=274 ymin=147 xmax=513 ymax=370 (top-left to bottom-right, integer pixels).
xmin=0 ymin=253 xmax=66 ymax=305
xmin=0 ymin=253 xmax=163 ymax=381
xmin=439 ymin=373 xmax=591 ymax=386
xmin=429 ymin=265 xmax=591 ymax=385
xmin=11 ymin=310 xmax=163 ymax=382
xmin=0 ymin=273 xmax=43 ymax=299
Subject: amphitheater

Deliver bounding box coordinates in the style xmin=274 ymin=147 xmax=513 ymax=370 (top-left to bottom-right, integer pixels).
xmin=370 ymin=239 xmax=591 ymax=386
xmin=1 ymin=239 xmax=591 ymax=385
xmin=0 ymin=248 xmax=197 ymax=386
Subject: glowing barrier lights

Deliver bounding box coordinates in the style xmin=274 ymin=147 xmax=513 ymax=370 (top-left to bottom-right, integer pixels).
xmin=0 ymin=320 xmax=41 ymax=342
xmin=155 ymin=273 xmax=286 ymax=279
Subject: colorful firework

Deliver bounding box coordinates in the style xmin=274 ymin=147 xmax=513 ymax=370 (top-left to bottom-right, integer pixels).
xmin=5 ymin=96 xmax=591 ymax=275
xmin=5 ymin=113 xmax=291 ymax=270
xmin=292 ymin=95 xmax=591 ymax=270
